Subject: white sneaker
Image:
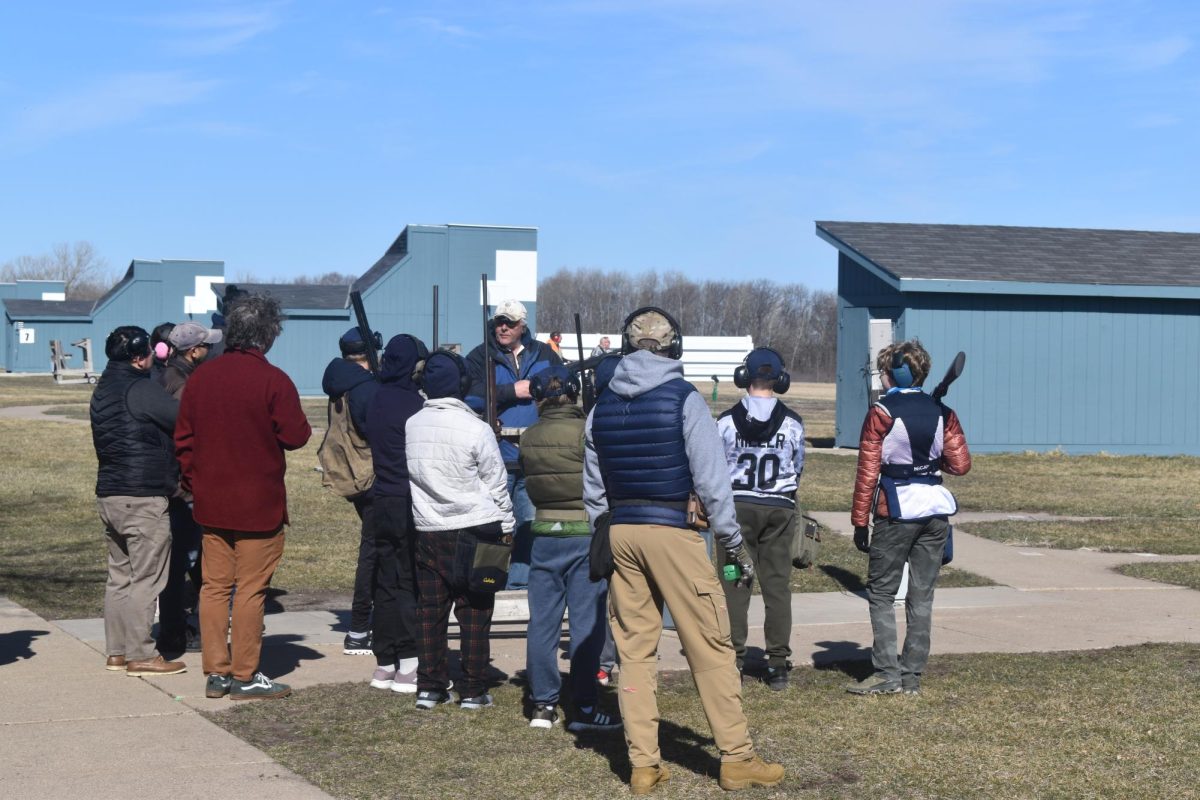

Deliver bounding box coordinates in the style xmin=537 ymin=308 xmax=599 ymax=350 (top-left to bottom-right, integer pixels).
xmin=390 ymin=663 xmax=418 ymax=694
xmin=370 ymin=666 xmax=396 ymax=690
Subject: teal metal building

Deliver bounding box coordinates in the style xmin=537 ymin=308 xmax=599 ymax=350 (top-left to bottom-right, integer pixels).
xmin=2 ymin=224 xmax=538 ymax=396
xmin=818 ymin=221 xmax=1200 ymax=455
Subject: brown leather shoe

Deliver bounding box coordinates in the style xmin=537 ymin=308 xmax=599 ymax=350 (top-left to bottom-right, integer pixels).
xmin=718 ymin=755 xmax=784 ymax=791
xmin=630 ymin=764 xmax=670 ymax=795
xmin=105 ymin=655 xmax=126 ymax=671
xmin=125 ymin=655 xmax=187 ymax=676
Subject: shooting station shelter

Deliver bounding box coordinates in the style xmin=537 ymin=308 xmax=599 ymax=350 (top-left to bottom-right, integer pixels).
xmin=818 ymin=221 xmax=1200 ymax=455
xmin=1 ymin=224 xmax=539 ymax=395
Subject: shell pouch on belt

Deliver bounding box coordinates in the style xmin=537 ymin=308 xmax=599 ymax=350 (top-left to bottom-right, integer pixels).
xmin=879 ymin=475 xmax=957 ymax=522
xmin=469 ymin=526 xmax=513 ymax=593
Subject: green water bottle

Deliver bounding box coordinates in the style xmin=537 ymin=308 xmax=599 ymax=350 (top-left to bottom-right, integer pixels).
xmin=722 ymin=563 xmax=740 ymax=582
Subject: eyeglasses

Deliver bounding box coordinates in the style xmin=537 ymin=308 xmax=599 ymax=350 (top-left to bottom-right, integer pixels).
xmin=494 ymin=316 xmax=522 ymax=328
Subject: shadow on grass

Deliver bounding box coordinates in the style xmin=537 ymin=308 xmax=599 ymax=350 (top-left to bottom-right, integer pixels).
xmin=819 ymin=564 xmax=868 ymax=593
xmin=571 ymin=716 xmax=720 ymax=783
xmin=812 ymin=640 xmax=872 ymax=680
xmin=0 ymin=629 xmax=51 ymax=665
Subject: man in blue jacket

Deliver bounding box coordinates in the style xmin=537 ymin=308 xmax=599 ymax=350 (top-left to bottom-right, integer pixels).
xmin=465 ymin=299 xmax=562 ymax=588
xmin=322 ymin=327 xmax=381 ymax=654
xmin=362 ymin=334 xmax=428 ymax=693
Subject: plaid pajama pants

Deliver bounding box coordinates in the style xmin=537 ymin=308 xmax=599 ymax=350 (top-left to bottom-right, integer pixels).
xmin=415 ymin=528 xmax=496 ymax=699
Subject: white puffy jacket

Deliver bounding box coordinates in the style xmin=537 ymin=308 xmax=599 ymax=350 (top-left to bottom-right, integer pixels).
xmin=405 ymin=397 xmax=515 ymax=533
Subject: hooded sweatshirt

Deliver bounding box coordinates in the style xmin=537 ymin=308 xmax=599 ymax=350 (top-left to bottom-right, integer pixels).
xmin=366 ymin=336 xmax=427 ymax=497
xmin=321 ymin=356 xmax=377 ymax=436
xmin=583 ymin=349 xmax=743 ymax=551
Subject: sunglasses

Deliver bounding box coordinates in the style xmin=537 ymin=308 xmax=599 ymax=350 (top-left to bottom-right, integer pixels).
xmin=494 ymin=316 xmax=523 ymax=328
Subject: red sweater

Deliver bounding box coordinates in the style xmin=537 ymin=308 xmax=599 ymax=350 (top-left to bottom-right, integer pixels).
xmin=175 ymin=348 xmax=312 ymax=532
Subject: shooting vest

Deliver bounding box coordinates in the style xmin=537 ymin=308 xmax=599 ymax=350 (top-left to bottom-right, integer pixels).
xmin=520 ymin=404 xmax=589 ymax=535
xmin=591 ymin=377 xmax=695 ymax=528
xmin=874 ymin=389 xmax=957 ymax=521
xmin=90 ymin=363 xmax=177 ymax=498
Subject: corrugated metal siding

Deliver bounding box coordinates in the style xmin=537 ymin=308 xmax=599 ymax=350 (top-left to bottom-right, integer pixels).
xmin=7 ymin=320 xmax=94 ymax=372
xmin=903 ymin=294 xmax=1200 ymax=454
xmin=836 ymin=254 xmax=905 ymax=446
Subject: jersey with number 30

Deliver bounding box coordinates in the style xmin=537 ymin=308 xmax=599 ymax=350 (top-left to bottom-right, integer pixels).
xmin=717 ymin=397 xmax=805 ymax=507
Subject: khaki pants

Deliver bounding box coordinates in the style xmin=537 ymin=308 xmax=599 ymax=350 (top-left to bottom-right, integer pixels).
xmin=199 ymin=527 xmax=285 ymax=681
xmin=609 ymin=523 xmax=754 ymax=767
xmin=97 ymin=496 xmax=172 ymax=661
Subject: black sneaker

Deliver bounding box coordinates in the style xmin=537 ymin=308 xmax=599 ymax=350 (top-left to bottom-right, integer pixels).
xmin=529 ymin=703 xmax=559 ymax=729
xmin=185 ymin=625 xmax=202 ymax=652
xmin=343 ymin=632 xmax=372 ymax=655
xmin=415 ymin=689 xmax=454 ymax=710
xmin=567 ymin=708 xmax=622 ymax=732
xmin=765 ymin=664 xmax=790 ymax=692
xmin=229 ymin=672 xmax=291 ymax=701
xmin=206 ymin=673 xmax=232 ymax=699
xmin=459 ymin=693 xmax=494 ymax=710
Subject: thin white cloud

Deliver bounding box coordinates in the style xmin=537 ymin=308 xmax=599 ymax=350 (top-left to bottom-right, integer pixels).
xmin=407 ymin=16 xmax=482 ymax=38
xmin=1111 ymin=35 xmax=1191 ymax=71
xmin=152 ymin=3 xmax=284 ymax=55
xmin=8 ymin=72 xmax=219 ymax=143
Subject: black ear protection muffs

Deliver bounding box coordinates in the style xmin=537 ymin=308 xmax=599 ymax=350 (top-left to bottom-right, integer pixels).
xmin=621 ymin=306 xmax=683 ymax=359
xmin=890 ymin=349 xmax=914 ymax=388
xmin=529 ymin=369 xmax=581 ymax=402
xmin=733 ymin=347 xmax=791 ymax=393
xmin=421 ymin=349 xmax=473 ymax=397
xmin=104 ymin=326 xmax=152 ymax=362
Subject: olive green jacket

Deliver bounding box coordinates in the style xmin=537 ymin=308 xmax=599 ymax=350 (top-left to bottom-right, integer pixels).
xmin=519 ymin=404 xmax=590 ymax=535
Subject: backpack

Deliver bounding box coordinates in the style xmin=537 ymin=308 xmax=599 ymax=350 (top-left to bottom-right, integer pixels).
xmin=317 ymin=394 xmax=374 ymax=498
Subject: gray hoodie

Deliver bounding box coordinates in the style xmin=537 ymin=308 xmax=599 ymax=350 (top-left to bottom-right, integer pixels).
xmin=583 ymin=349 xmax=743 ymax=550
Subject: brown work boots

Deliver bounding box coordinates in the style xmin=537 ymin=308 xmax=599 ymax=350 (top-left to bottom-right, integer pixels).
xmin=125 ymin=655 xmax=187 ymax=676
xmin=719 ymin=755 xmax=785 ymax=791
xmin=630 ymin=764 xmax=670 ymax=795
xmin=631 ymin=756 xmax=784 ymax=793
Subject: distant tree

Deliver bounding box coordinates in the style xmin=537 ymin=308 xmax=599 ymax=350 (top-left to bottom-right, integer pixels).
xmin=538 ymin=266 xmax=837 ymax=381
xmin=233 ymin=270 xmax=357 ymax=286
xmin=1 ymin=241 xmax=113 ymax=300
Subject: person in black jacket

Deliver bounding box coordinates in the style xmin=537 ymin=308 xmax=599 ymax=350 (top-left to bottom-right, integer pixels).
xmin=90 ymin=325 xmax=186 ymax=677
xmin=361 ymin=334 xmax=428 ymax=693
xmin=322 ymin=327 xmax=382 ymax=655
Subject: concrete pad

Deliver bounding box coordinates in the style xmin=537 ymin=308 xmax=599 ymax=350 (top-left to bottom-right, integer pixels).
xmin=0 ymin=597 xmax=333 ymax=799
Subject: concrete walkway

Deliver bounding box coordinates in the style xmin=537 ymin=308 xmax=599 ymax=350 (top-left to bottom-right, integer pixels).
xmin=5 ymin=512 xmax=1200 ymax=797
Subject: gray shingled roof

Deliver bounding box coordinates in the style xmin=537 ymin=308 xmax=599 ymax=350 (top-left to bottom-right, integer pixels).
xmin=2 ymin=299 xmax=94 ymax=317
xmin=210 ymin=283 xmax=349 ymax=310
xmin=352 ymin=229 xmax=408 ymax=295
xmin=817 ymin=221 xmax=1200 ymax=287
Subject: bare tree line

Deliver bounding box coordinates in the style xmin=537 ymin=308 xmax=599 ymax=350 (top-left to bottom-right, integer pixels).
xmin=1 ymin=241 xmax=112 ymax=300
xmin=538 ymin=268 xmax=838 ymax=381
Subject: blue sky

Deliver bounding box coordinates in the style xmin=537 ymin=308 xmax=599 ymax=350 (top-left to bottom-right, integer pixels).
xmin=2 ymin=1 xmax=1198 ymax=291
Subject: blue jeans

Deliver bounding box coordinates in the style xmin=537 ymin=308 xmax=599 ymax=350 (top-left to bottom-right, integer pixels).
xmin=504 ymin=470 xmax=534 ymax=589
xmin=158 ymin=497 xmax=201 ymax=643
xmin=525 ymin=535 xmax=607 ymax=708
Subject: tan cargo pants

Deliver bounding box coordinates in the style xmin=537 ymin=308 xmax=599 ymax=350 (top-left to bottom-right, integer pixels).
xmin=608 ymin=523 xmax=754 ymax=767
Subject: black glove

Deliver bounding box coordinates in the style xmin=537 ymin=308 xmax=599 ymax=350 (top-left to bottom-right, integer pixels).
xmin=725 ymin=543 xmax=755 ymax=590
xmin=853 ymin=525 xmax=871 ymax=553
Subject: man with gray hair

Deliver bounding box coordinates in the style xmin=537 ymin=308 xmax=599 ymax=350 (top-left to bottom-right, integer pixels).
xmin=584 ymin=307 xmax=784 ymax=794
xmin=176 ymin=294 xmax=311 ymax=701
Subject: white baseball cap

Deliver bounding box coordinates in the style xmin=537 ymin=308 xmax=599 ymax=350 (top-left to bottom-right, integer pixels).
xmin=493 ymin=299 xmax=528 ymax=323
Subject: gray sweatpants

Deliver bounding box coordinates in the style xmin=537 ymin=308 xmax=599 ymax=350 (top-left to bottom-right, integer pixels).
xmin=866 ymin=517 xmax=949 ymax=683
xmin=97 ymin=496 xmax=171 ymax=661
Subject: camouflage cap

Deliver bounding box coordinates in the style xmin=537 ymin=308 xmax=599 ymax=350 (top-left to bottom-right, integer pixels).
xmin=623 ymin=308 xmax=680 ymax=356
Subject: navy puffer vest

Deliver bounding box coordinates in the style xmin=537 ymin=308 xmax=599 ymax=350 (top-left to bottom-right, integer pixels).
xmin=591 ymin=377 xmax=695 ymax=528
xmin=91 ymin=363 xmax=177 ymax=497
xmin=875 ymin=390 xmax=945 ymax=481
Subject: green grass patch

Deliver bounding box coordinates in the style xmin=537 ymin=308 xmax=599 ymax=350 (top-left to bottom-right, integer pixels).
xmin=1116 ymin=561 xmax=1200 ymax=591
xmin=800 ymin=451 xmax=1200 ymax=518
xmin=788 ymin=525 xmax=992 ymax=593
xmin=0 ymin=375 xmax=94 ymax=408
xmin=959 ymin=519 xmax=1200 ymax=555
xmin=208 ymin=643 xmax=1200 ymax=800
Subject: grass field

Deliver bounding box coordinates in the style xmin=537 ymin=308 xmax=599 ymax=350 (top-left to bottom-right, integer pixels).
xmin=1116 ymin=561 xmax=1200 ymax=591
xmin=957 ymin=518 xmax=1200 ymax=555
xmin=209 ymin=642 xmax=1200 ymax=800
xmin=0 ymin=375 xmax=94 ymax=408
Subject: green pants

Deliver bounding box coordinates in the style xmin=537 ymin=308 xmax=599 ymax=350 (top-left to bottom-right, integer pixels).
xmin=716 ymin=502 xmax=795 ymax=668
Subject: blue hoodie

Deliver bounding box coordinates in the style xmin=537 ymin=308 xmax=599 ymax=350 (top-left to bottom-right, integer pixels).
xmin=321 ymin=357 xmax=377 ymax=436
xmin=366 ymin=335 xmax=426 ymax=497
